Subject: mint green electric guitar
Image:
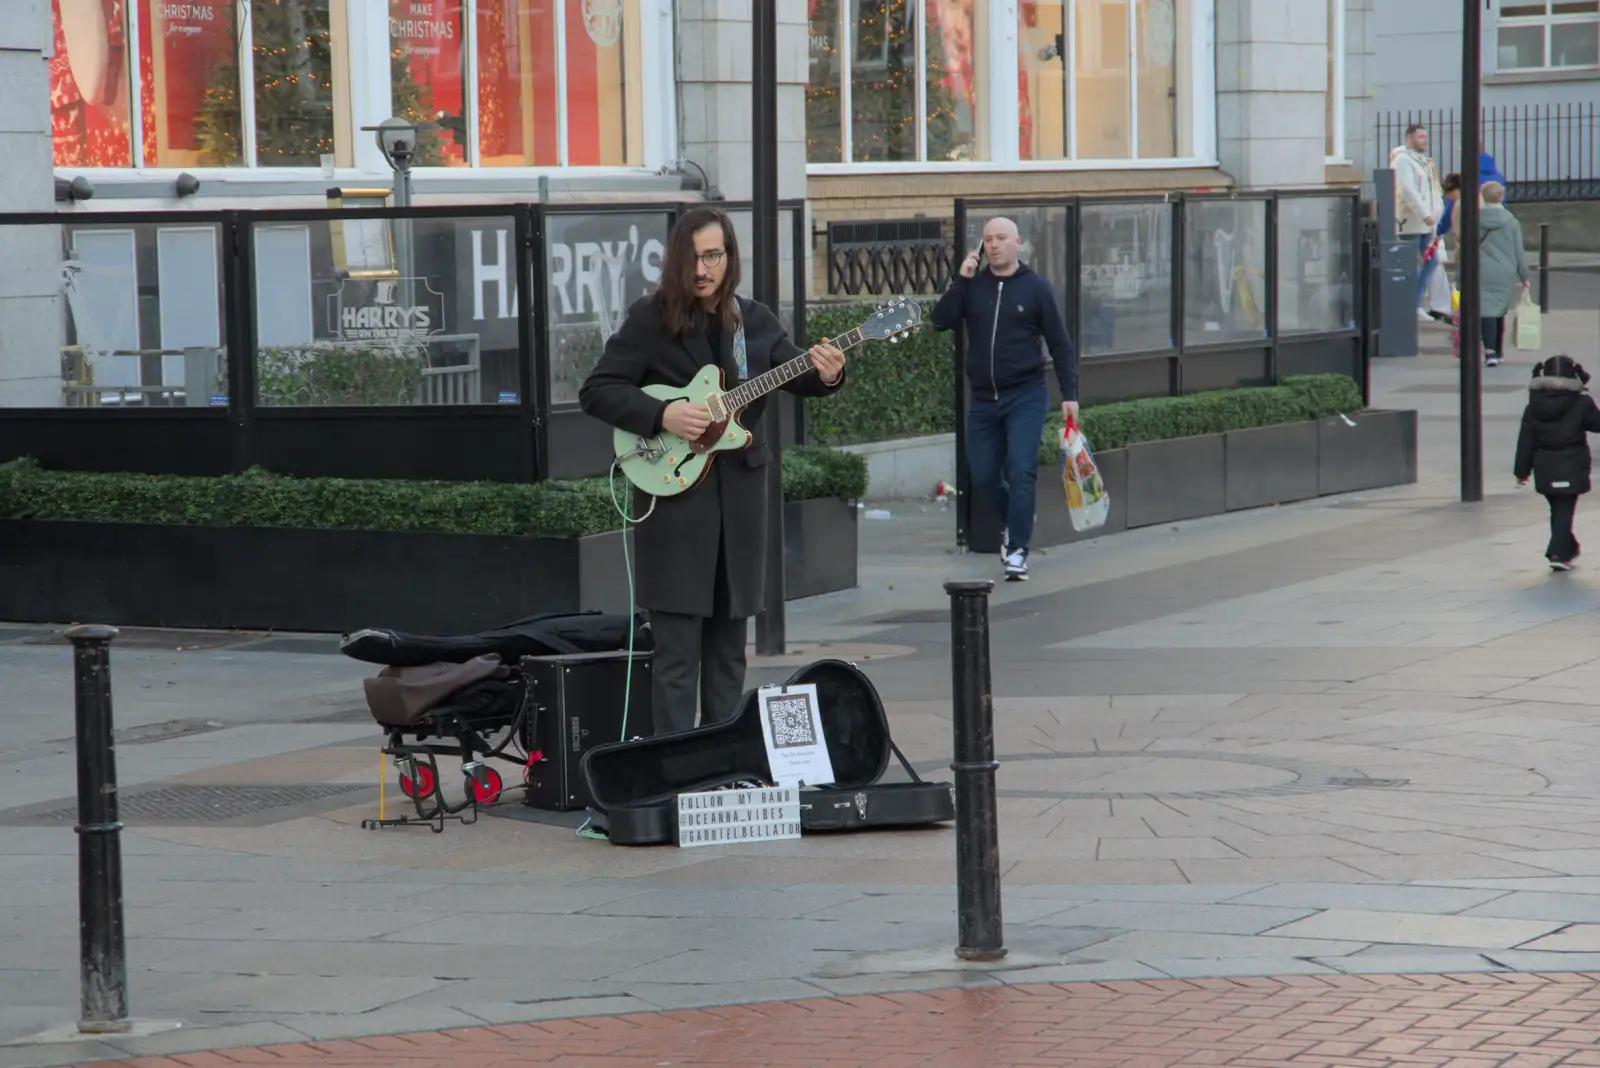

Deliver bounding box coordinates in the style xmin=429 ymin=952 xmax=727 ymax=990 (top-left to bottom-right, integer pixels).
xmin=614 ymin=298 xmax=921 ymax=497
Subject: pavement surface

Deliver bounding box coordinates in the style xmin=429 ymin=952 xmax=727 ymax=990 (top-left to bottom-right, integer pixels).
xmin=6 ymin=313 xmax=1600 ymax=1066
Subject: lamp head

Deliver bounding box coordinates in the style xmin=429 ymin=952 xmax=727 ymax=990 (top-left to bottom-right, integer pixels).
xmin=375 ymin=117 xmax=418 ymax=169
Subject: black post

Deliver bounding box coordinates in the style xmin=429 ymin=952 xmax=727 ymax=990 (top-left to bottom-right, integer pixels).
xmin=1459 ymin=0 xmax=1483 ymax=503
xmin=946 ymin=579 xmax=1004 ymax=961
xmin=69 ymin=624 xmax=129 ymax=1034
xmin=1539 ymin=222 xmax=1551 ymax=312
xmin=752 ymin=0 xmax=785 ymax=656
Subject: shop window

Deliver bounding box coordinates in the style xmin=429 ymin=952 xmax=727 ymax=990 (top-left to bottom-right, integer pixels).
xmin=247 ymin=0 xmax=337 ymax=167
xmin=807 ymin=0 xmax=987 ymax=164
xmin=51 ymin=0 xmax=135 ymax=167
xmin=474 ymin=0 xmax=642 ymax=167
xmin=1017 ymin=0 xmax=1189 ymax=162
xmin=138 ymin=0 xmax=243 ymax=167
xmin=391 ymin=0 xmax=469 ymax=166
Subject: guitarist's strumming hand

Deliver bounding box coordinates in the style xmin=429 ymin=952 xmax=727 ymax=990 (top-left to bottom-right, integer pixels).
xmin=662 ymin=400 xmax=712 ymax=440
xmin=810 ymin=339 xmax=846 ymax=386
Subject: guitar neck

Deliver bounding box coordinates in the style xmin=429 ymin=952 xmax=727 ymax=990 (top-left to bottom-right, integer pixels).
xmin=719 ymin=326 xmax=866 ymax=412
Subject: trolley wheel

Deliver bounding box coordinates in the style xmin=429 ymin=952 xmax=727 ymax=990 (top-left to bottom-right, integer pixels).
xmin=399 ymin=764 xmax=436 ymax=800
xmin=470 ymin=767 xmax=503 ymax=805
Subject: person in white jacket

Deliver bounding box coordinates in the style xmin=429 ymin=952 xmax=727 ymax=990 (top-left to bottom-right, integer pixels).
xmin=1394 ymin=124 xmax=1446 ymax=322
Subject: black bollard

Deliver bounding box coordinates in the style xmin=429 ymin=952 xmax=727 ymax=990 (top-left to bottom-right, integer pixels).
xmin=945 ymin=579 xmax=1005 ymax=961
xmin=68 ymin=625 xmax=130 ymax=1034
xmin=1539 ymin=223 xmax=1551 ymax=313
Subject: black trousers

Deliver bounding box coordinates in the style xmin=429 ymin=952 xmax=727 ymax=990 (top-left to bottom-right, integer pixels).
xmin=648 ymin=540 xmax=747 ymax=735
xmin=1547 ymin=493 xmax=1581 ymax=563
xmin=1482 ymin=316 xmax=1506 ymax=357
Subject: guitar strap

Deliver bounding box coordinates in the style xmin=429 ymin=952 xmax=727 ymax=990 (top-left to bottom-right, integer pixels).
xmin=732 ymin=323 xmax=749 ymax=381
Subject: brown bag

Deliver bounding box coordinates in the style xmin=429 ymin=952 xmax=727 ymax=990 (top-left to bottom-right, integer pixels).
xmin=363 ymin=655 xmax=508 ymax=727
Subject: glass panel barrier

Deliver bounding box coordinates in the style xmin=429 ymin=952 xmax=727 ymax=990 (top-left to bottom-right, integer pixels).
xmin=1079 ymin=201 xmax=1174 ymax=355
xmin=1183 ymin=198 xmax=1269 ymax=346
xmin=251 ymin=214 xmax=519 ymax=406
xmin=0 ymin=221 xmax=228 ymax=409
xmin=1277 ymin=195 xmax=1357 ymax=335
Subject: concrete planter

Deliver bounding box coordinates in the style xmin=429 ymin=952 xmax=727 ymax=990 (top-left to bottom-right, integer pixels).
xmin=0 ymin=498 xmax=859 ymax=634
xmin=965 ymin=411 xmax=1418 ymax=553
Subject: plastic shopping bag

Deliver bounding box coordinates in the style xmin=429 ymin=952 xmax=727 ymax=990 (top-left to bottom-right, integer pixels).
xmin=1513 ymin=290 xmax=1542 ymax=351
xmin=1059 ymin=419 xmax=1110 ymax=533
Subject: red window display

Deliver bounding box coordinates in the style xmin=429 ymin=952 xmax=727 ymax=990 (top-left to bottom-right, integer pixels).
xmin=391 ymin=0 xmax=468 ymax=166
xmin=51 ymin=0 xmax=134 ymax=167
xmin=474 ymin=0 xmax=640 ymax=168
xmin=138 ymin=0 xmax=243 ymax=167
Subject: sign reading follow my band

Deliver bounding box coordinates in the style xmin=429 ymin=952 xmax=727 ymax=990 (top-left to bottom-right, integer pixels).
xmin=676 ymin=787 xmax=800 ymax=848
xmin=756 ymin=683 xmax=835 ymax=788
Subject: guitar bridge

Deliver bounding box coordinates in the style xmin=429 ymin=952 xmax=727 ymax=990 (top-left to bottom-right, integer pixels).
xmin=631 ymin=436 xmax=667 ymax=461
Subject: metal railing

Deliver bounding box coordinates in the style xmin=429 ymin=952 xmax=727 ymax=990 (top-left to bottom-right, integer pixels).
xmin=825 ymin=218 xmax=955 ymax=295
xmin=1374 ymin=104 xmax=1600 ymax=201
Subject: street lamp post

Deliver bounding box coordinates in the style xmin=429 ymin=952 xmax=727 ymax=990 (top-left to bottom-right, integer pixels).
xmin=363 ymin=118 xmax=437 ymax=308
xmin=751 ymin=0 xmax=786 ymax=657
xmin=1459 ymin=0 xmax=1483 ymax=503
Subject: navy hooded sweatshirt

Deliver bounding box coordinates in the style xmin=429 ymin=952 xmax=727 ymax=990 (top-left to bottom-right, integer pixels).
xmin=930 ymin=263 xmax=1077 ymax=402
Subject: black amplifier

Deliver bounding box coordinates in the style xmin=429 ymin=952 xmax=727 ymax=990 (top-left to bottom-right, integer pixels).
xmin=519 ymin=650 xmax=654 ymax=812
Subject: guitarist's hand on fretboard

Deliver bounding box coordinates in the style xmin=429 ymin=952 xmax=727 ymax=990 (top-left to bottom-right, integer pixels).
xmin=809 ymin=339 xmax=846 ymax=386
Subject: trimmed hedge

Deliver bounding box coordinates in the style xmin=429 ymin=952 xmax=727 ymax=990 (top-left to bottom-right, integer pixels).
xmin=0 ymin=446 xmax=868 ymax=541
xmin=804 ymin=299 xmax=954 ymax=445
xmin=1036 ymin=374 xmax=1365 ymax=462
xmin=800 ymin=301 xmax=1365 ymax=458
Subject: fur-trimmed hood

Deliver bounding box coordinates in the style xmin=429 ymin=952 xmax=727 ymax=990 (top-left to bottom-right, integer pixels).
xmin=1532 ymin=375 xmax=1588 ymax=393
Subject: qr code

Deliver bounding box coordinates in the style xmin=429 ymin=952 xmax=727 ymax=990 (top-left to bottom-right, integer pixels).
xmin=767 ymin=694 xmax=818 ymax=748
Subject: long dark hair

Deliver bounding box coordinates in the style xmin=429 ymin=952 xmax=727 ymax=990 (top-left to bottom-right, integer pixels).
xmin=654 ymin=206 xmax=742 ymax=339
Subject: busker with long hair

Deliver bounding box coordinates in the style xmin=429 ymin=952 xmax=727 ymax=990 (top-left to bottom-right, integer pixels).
xmin=579 ymin=207 xmax=848 ymax=734
xmin=1515 ymin=355 xmax=1600 ymax=571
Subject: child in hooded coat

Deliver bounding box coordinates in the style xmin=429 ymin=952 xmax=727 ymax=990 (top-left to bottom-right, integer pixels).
xmin=1515 ymin=355 xmax=1600 ymax=570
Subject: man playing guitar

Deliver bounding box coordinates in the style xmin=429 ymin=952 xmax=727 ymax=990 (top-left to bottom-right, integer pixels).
xmin=579 ymin=207 xmax=847 ymax=736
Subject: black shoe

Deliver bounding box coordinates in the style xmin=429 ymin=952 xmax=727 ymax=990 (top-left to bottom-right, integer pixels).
xmin=1004 ymin=547 xmax=1030 ymax=581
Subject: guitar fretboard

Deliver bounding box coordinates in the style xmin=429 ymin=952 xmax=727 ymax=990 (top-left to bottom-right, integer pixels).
xmin=719 ymin=327 xmax=865 ymax=411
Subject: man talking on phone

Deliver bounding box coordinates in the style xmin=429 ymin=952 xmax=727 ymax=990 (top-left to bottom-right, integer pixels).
xmin=931 ymin=217 xmax=1077 ymax=581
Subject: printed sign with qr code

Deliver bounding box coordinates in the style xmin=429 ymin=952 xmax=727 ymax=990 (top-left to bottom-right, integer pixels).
xmin=767 ymin=694 xmax=818 ymax=748
xmin=756 ymin=683 xmax=835 ymax=788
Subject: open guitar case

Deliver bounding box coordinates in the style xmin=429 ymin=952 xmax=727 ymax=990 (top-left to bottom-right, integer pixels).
xmin=579 ymin=658 xmax=954 ymax=845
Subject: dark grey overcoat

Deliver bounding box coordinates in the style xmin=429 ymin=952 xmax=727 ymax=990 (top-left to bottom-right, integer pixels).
xmin=578 ymin=295 xmax=846 ymax=619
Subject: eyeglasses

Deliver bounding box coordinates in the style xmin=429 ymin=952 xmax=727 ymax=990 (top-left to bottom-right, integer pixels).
xmin=695 ymin=250 xmax=726 ymax=267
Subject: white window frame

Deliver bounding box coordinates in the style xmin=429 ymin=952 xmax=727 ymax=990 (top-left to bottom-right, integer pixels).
xmin=1326 ymin=0 xmax=1345 ymax=164
xmin=1495 ymin=2 xmax=1600 ymax=73
xmin=61 ymin=0 xmax=677 ymax=183
xmin=807 ymin=0 xmax=1217 ymax=175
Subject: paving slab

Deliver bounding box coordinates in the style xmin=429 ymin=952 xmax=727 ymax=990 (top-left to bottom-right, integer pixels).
xmin=1261 ymin=909 xmax=1568 ymax=949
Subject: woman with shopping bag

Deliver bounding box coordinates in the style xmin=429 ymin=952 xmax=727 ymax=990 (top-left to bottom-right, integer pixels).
xmin=1479 ymin=181 xmax=1532 ymax=367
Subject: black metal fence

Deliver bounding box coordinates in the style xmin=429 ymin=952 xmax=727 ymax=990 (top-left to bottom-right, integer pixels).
xmin=951 ymin=190 xmax=1370 ymax=549
xmin=1374 ymin=105 xmax=1600 ymax=201
xmin=825 ymin=218 xmax=955 ymax=296
xmin=0 ymin=200 xmax=808 ymax=484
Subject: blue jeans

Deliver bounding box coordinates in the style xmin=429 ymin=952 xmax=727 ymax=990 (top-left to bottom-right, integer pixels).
xmin=967 ymin=383 xmax=1049 ymax=552
xmin=1414 ymin=233 xmax=1439 ymax=304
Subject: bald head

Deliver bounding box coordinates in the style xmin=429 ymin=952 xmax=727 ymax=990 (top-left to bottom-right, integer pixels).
xmin=981 ymin=217 xmax=1022 ymax=277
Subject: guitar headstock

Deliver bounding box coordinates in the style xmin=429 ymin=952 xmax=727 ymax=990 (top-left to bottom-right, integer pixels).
xmin=860 ymin=297 xmax=923 ymax=344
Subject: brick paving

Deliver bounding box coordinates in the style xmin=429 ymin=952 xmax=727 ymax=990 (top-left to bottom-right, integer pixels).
xmin=72 ymin=973 xmax=1600 ymax=1068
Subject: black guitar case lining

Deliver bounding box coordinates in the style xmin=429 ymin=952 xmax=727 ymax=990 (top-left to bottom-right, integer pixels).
xmin=340 ymin=611 xmax=653 ymax=667
xmin=580 ymin=658 xmax=953 ymax=845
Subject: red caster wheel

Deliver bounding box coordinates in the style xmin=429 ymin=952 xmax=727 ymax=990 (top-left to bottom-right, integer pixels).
xmin=399 ymin=764 xmax=436 ymax=799
xmin=469 ymin=766 xmax=503 ymax=805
